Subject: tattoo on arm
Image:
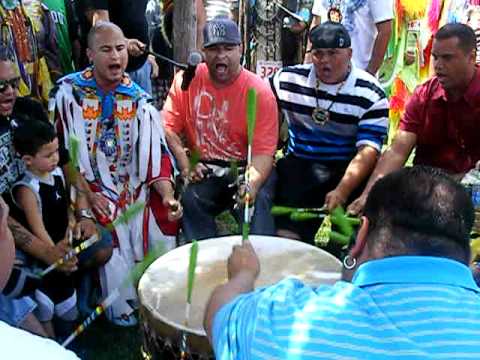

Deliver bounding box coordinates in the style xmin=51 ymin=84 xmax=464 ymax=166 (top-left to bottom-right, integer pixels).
xmin=7 ymin=216 xmax=34 ymax=249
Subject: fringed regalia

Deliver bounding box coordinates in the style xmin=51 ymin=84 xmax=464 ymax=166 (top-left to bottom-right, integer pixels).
xmin=51 ymin=68 xmax=178 ymax=321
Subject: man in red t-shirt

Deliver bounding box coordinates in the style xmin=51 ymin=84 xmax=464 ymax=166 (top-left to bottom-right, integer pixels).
xmin=163 ymin=17 xmax=279 ymax=241
xmin=349 ymin=23 xmax=480 ymax=215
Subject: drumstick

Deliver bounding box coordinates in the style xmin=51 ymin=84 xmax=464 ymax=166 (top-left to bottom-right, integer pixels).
xmin=242 ymin=88 xmax=257 ymax=243
xmin=61 ymin=241 xmax=166 ymax=347
xmin=290 ymin=211 xmax=327 ymax=221
xmin=180 ymin=240 xmax=199 ymax=359
xmin=105 ymin=201 xmax=146 ymax=231
xmin=61 ymin=288 xmax=120 ymax=347
xmin=38 ymin=235 xmax=99 ymax=277
xmin=271 ymin=206 xmax=327 ymax=216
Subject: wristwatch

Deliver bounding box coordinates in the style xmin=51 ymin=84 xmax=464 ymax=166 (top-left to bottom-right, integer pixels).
xmin=77 ymin=208 xmax=95 ymax=221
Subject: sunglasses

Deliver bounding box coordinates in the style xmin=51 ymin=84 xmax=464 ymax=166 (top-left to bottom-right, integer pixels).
xmin=0 ymin=77 xmax=20 ymax=93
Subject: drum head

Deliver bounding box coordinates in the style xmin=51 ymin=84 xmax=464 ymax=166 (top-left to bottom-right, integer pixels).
xmin=138 ymin=235 xmax=341 ymax=357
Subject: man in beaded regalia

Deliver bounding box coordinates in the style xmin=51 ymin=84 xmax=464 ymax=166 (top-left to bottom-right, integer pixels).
xmin=50 ymin=21 xmax=182 ymax=326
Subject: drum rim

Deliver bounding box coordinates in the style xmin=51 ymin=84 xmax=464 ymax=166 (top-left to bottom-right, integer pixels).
xmin=138 ymin=235 xmax=342 ymax=337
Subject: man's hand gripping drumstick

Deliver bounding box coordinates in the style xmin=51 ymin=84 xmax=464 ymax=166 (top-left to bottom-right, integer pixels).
xmin=204 ymin=240 xmax=260 ymax=341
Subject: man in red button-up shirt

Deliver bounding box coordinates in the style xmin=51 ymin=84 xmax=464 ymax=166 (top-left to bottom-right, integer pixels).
xmin=349 ymin=23 xmax=480 ymax=214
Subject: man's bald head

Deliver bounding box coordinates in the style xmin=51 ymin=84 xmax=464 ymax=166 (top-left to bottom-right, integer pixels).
xmin=87 ymin=21 xmax=125 ymax=50
xmin=86 ymin=20 xmax=129 ymax=90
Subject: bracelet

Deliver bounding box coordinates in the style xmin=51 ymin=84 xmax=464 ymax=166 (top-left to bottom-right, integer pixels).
xmin=76 ymin=208 xmax=95 ymax=221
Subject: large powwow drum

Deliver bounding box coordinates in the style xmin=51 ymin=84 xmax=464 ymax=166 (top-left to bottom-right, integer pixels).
xmin=138 ymin=235 xmax=342 ymax=359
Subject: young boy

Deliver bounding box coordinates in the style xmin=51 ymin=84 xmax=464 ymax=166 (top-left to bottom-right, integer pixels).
xmin=11 ymin=120 xmax=77 ymax=338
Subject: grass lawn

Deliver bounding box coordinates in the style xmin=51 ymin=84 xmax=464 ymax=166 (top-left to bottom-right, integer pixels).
xmin=75 ymin=315 xmax=142 ymax=360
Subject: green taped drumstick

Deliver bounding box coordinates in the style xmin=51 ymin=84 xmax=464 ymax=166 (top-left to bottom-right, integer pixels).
xmin=186 ymin=240 xmax=199 ymax=305
xmin=189 ymin=148 xmax=201 ymax=171
xmin=271 ymin=206 xmax=327 ymax=216
xmin=290 ymin=211 xmax=326 ymax=221
xmin=128 ymin=240 xmax=166 ymax=286
xmin=247 ymin=88 xmax=257 ymax=146
xmin=106 ymin=201 xmax=146 ymax=231
xmin=329 ymin=231 xmax=351 ymax=247
xmin=271 ymin=206 xmax=296 ymax=216
xmin=330 ymin=206 xmax=354 ymax=238
xmin=180 ymin=240 xmax=199 ymax=359
xmin=230 ymin=160 xmax=239 ymax=181
xmin=67 ymin=134 xmax=81 ymax=182
xmin=242 ymin=88 xmax=258 ymax=243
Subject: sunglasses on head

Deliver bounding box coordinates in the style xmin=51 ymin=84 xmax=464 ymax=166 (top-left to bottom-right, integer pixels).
xmin=0 ymin=77 xmax=20 ymax=93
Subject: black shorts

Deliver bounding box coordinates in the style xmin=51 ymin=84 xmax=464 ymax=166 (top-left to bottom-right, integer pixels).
xmin=274 ymin=154 xmax=348 ymax=244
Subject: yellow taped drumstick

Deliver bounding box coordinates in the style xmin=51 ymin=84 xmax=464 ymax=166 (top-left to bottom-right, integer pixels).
xmin=39 ymin=235 xmax=99 ymax=277
xmin=61 ymin=241 xmax=166 ymax=348
xmin=62 ymin=289 xmax=120 ymax=347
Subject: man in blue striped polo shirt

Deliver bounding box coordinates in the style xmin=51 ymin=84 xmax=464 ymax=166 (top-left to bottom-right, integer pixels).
xmin=205 ymin=166 xmax=480 ymax=359
xmin=270 ymin=21 xmax=388 ymax=244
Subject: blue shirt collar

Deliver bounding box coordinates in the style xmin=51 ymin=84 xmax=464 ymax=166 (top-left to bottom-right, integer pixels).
xmin=352 ymin=256 xmax=480 ymax=292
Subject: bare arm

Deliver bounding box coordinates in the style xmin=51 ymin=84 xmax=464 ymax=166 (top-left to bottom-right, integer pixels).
xmin=152 ymin=180 xmax=183 ymax=221
xmin=249 ymin=154 xmax=274 ymax=200
xmin=347 ymin=130 xmax=417 ymax=214
xmin=366 ymin=20 xmax=393 ymax=75
xmin=204 ymin=240 xmax=259 ymax=342
xmin=7 ymin=216 xmax=77 ymax=271
xmin=165 ymin=129 xmax=190 ymax=177
xmin=324 ymin=145 xmax=380 ymax=210
xmin=62 ymin=165 xmax=98 ymax=239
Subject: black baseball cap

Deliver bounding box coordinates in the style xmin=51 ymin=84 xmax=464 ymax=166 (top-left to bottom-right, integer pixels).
xmin=310 ymin=21 xmax=351 ymax=49
xmin=203 ymin=17 xmax=241 ymax=48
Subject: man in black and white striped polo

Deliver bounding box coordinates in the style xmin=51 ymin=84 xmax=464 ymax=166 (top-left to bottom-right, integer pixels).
xmin=270 ymin=21 xmax=389 ymax=245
